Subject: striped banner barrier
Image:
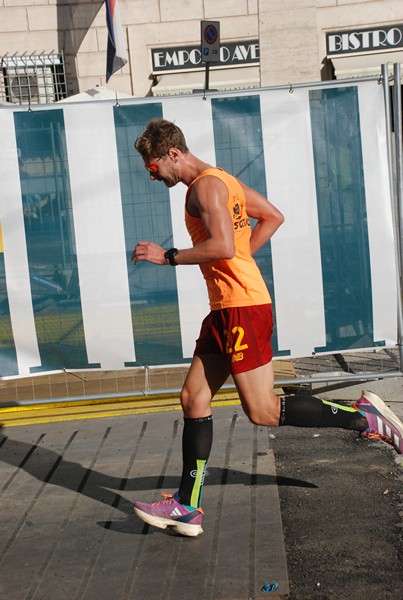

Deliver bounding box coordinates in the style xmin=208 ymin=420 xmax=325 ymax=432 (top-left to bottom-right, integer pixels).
xmin=0 ymin=80 xmax=397 ymax=378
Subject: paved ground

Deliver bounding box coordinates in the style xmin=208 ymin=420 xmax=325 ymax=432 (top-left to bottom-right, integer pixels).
xmin=0 ymin=407 xmax=288 ymax=600
xmin=282 ymin=377 xmax=403 ymax=599
xmin=0 ymin=374 xmax=402 ymax=600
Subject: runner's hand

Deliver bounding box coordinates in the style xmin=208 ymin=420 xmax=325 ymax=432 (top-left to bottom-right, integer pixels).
xmin=131 ymin=241 xmax=168 ymax=265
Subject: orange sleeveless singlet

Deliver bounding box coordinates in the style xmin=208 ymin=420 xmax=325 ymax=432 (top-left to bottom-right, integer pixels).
xmin=185 ymin=168 xmax=271 ymax=310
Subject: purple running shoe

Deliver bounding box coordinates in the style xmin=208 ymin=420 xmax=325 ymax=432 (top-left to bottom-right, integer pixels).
xmin=353 ymin=390 xmax=403 ymax=454
xmin=133 ymin=493 xmax=204 ymax=537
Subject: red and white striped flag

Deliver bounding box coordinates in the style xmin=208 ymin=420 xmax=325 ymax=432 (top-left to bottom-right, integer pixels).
xmin=105 ymin=0 xmax=128 ymax=82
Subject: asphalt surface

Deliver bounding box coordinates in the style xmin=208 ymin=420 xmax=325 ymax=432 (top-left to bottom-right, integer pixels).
xmin=0 ymin=377 xmax=402 ymax=599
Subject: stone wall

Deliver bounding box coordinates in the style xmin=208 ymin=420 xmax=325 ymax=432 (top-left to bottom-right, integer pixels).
xmin=0 ymin=1 xmax=258 ymax=97
xmin=0 ymin=0 xmax=401 ymax=98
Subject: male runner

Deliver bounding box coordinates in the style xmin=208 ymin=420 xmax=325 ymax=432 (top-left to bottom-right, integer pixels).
xmin=131 ymin=118 xmax=403 ymax=537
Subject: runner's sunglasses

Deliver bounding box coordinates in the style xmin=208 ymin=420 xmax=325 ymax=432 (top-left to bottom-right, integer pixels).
xmin=145 ymin=154 xmax=166 ymax=173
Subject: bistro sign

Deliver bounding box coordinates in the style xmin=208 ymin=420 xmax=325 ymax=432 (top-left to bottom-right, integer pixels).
xmin=327 ymin=24 xmax=403 ymax=56
xmin=152 ymin=40 xmax=259 ymax=73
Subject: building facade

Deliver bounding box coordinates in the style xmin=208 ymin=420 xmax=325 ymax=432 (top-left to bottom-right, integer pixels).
xmin=0 ymin=0 xmax=402 ymax=103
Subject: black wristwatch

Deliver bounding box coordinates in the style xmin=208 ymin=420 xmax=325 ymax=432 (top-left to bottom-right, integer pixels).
xmin=164 ymin=247 xmax=178 ymax=266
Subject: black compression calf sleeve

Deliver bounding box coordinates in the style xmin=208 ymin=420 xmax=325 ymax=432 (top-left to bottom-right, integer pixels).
xmin=280 ymin=395 xmax=367 ymax=431
xmin=178 ymin=415 xmax=213 ymax=508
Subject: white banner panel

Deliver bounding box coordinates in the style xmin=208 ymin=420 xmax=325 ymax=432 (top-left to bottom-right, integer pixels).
xmin=162 ymin=97 xmax=211 ymax=357
xmin=260 ymin=89 xmax=326 ymax=356
xmin=63 ymin=104 xmax=135 ymax=368
xmin=358 ymin=81 xmax=397 ymax=345
xmin=0 ymin=111 xmax=41 ymax=375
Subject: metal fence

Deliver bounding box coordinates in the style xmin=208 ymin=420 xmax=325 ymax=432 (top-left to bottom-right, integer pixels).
xmin=0 ymin=68 xmax=402 ymax=405
xmin=0 ymin=348 xmax=400 ymax=407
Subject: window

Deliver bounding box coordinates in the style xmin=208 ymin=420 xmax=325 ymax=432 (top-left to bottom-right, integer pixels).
xmin=0 ymin=52 xmax=67 ymax=105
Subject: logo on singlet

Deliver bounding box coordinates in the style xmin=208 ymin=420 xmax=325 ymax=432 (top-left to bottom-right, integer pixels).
xmin=232 ymin=352 xmax=244 ymax=362
xmin=233 ymin=200 xmax=250 ymax=231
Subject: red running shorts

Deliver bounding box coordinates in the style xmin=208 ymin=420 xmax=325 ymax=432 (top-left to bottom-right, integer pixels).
xmin=194 ymin=304 xmax=273 ymax=374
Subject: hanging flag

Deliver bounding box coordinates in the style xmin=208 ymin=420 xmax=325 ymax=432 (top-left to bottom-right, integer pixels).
xmin=106 ymin=0 xmax=128 ymax=82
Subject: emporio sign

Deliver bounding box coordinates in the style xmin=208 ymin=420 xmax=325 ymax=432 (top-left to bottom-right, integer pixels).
xmin=152 ymin=40 xmax=259 ymax=73
xmin=326 ymin=24 xmax=403 ymax=56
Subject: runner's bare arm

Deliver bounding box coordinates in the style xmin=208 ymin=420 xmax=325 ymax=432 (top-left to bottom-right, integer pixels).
xmin=132 ymin=177 xmax=234 ymax=266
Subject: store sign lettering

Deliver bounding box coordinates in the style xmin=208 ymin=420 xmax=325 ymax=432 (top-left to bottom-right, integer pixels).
xmin=152 ymin=40 xmax=259 ymax=72
xmin=327 ymin=25 xmax=403 ymax=55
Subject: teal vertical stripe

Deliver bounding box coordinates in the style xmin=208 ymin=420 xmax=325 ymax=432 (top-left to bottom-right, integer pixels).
xmin=0 ymin=253 xmax=18 ymax=376
xmin=309 ymin=87 xmax=376 ymax=351
xmin=14 ymin=110 xmax=90 ymax=372
xmin=113 ymin=104 xmax=183 ymax=366
xmin=211 ymin=95 xmax=287 ymax=357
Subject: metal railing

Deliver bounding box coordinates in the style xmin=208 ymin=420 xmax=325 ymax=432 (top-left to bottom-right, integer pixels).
xmin=0 ymin=67 xmax=402 ymax=407
xmin=0 ymin=51 xmax=67 ymax=106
